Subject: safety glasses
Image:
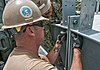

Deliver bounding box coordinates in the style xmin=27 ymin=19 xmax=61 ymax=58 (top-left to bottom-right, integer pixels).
xmin=22 ymin=21 xmax=43 ymax=32
xmin=29 ymin=21 xmax=43 ymax=27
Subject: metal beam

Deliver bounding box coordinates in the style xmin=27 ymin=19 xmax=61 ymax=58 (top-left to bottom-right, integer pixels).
xmin=62 ymin=0 xmax=76 ymax=25
xmin=79 ymin=0 xmax=96 ymax=31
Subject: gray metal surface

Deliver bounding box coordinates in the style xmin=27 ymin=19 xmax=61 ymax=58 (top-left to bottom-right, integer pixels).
xmin=62 ymin=0 xmax=76 ymax=25
xmin=51 ymin=23 xmax=100 ymax=70
xmin=82 ymin=38 xmax=100 ymax=70
xmin=79 ymin=0 xmax=96 ymax=31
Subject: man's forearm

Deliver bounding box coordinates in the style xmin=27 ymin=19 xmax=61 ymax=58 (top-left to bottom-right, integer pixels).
xmin=47 ymin=40 xmax=61 ymax=64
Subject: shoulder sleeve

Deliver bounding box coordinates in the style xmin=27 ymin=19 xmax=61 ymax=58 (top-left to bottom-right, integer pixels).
xmin=30 ymin=60 xmax=58 ymax=70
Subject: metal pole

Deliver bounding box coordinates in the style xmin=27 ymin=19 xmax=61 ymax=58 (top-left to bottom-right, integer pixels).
xmin=65 ymin=16 xmax=72 ymax=70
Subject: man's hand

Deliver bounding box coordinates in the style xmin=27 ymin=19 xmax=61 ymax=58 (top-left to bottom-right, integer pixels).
xmin=57 ymin=31 xmax=67 ymax=43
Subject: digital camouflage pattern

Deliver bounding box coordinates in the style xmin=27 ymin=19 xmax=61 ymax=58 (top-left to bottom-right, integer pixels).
xmin=43 ymin=0 xmax=62 ymax=51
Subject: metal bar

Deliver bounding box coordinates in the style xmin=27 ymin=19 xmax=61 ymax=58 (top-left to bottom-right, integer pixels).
xmin=65 ymin=16 xmax=72 ymax=70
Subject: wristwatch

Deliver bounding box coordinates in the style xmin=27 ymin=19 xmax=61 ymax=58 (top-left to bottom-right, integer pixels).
xmin=54 ymin=47 xmax=60 ymax=53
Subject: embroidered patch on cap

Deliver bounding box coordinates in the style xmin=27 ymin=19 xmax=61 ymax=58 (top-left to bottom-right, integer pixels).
xmin=20 ymin=6 xmax=32 ymax=18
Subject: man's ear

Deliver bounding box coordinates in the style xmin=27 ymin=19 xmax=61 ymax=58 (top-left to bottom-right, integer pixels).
xmin=25 ymin=26 xmax=35 ymax=36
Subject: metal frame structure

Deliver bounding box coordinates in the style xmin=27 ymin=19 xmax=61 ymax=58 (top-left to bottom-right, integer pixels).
xmin=51 ymin=0 xmax=100 ymax=70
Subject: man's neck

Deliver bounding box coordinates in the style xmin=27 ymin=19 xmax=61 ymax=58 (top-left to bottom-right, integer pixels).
xmin=15 ymin=32 xmax=40 ymax=58
xmin=16 ymin=44 xmax=39 ymax=58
